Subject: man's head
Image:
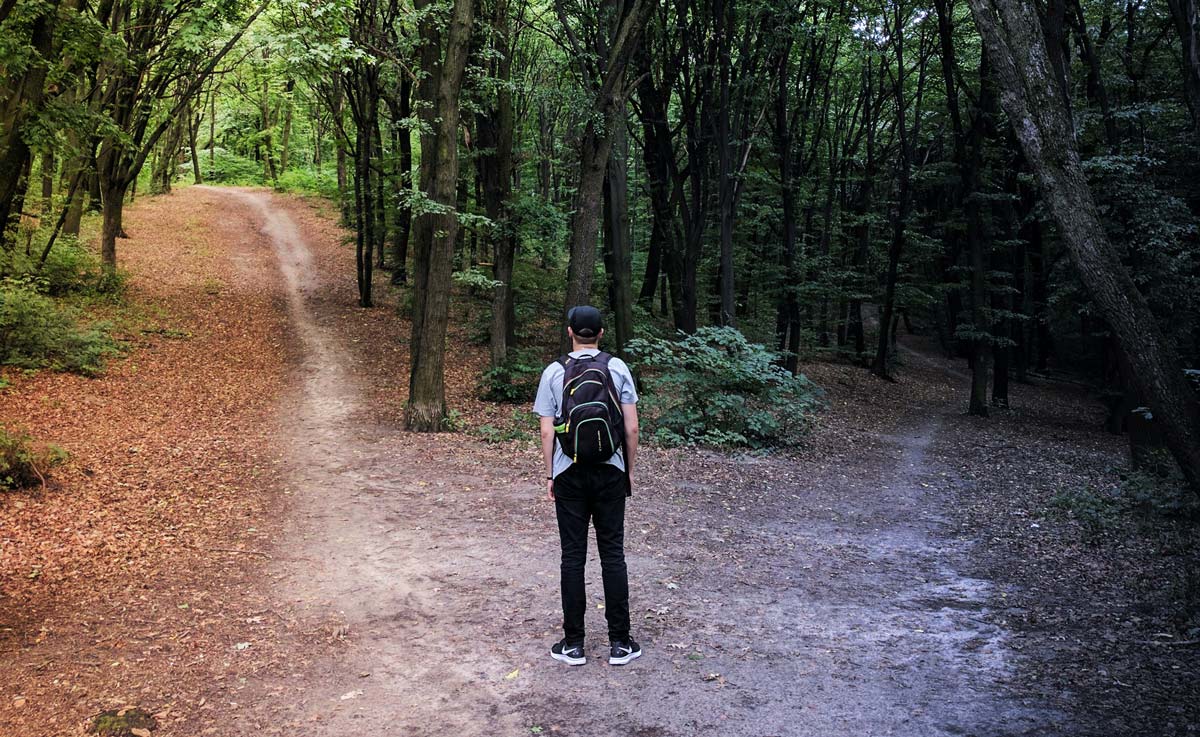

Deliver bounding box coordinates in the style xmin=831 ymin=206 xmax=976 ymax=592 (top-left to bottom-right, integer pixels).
xmin=567 ymin=305 xmax=603 ymax=347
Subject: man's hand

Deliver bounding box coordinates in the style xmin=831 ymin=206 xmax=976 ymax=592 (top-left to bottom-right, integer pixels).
xmin=547 ymin=478 xmax=555 ymax=501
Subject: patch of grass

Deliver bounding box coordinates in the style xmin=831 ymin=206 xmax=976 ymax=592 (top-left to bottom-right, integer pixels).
xmin=0 ymin=426 xmax=67 ymax=490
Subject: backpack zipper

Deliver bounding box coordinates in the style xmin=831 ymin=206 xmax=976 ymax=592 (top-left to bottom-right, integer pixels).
xmin=564 ymin=401 xmax=608 ymax=433
xmin=572 ymin=417 xmax=613 ymax=462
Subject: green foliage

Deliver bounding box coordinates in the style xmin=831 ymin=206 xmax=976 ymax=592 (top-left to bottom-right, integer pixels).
xmin=0 ymin=279 xmax=120 ymax=375
xmin=1049 ymin=468 xmax=1199 ymax=538
xmin=276 ymin=168 xmax=340 ymax=199
xmin=0 ymin=426 xmax=67 ymax=490
xmin=1049 ymin=485 xmax=1123 ymax=535
xmin=0 ymin=237 xmax=121 ymax=299
xmin=199 ymin=148 xmax=264 ymax=185
xmin=469 ymin=409 xmax=537 ymax=444
xmin=453 ymin=267 xmax=503 ymax=292
xmin=1119 ymin=469 xmax=1200 ymax=520
xmin=478 ymin=349 xmax=542 ymax=403
xmin=626 ymin=327 xmax=822 ymax=449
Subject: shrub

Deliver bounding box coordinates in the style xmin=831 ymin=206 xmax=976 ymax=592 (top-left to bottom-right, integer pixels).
xmin=0 ymin=279 xmax=120 ymax=375
xmin=0 ymin=237 xmax=118 ymax=298
xmin=277 ymin=168 xmax=341 ymax=199
xmin=198 ymin=148 xmax=263 ymax=185
xmin=0 ymin=426 xmax=67 ymax=490
xmin=626 ymin=326 xmax=822 ymax=448
xmin=478 ymin=348 xmax=543 ymax=403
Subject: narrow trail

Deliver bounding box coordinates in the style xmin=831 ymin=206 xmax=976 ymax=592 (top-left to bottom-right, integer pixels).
xmin=214 ymin=188 xmax=1070 ymax=736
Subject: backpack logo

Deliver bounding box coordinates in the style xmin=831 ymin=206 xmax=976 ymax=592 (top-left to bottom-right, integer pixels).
xmin=554 ymin=353 xmax=624 ymax=464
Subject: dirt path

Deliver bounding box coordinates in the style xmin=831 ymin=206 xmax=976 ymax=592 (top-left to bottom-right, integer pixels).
xmin=190 ymin=188 xmax=1073 ymax=737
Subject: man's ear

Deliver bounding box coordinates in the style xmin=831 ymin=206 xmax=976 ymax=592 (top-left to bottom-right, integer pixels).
xmin=567 ymin=326 xmax=576 ymax=340
xmin=597 ymin=328 xmax=605 ymax=341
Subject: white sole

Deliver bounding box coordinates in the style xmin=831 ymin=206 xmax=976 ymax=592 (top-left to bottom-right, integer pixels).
xmin=551 ymin=652 xmax=586 ymax=666
xmin=609 ymin=649 xmax=642 ymax=666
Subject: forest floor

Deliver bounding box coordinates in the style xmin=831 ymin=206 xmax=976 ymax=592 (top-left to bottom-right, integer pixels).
xmin=1 ymin=186 xmax=1196 ymax=737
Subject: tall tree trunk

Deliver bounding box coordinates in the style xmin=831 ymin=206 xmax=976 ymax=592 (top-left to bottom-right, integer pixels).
xmin=280 ymin=78 xmax=295 ymax=172
xmin=634 ymin=45 xmax=684 ymax=327
xmin=477 ymin=0 xmax=518 ymax=367
xmin=967 ymin=0 xmax=1200 ymax=490
xmin=715 ymin=0 xmax=736 ymax=328
xmin=602 ymin=110 xmax=634 ymax=356
xmin=407 ymin=0 xmax=474 ymax=431
xmin=390 ymin=75 xmax=413 ymax=285
xmin=188 ymin=100 xmax=203 ymax=184
xmin=872 ymin=5 xmax=923 ymax=380
xmin=40 ymin=149 xmax=54 ymax=215
xmin=0 ymin=2 xmax=57 ymax=248
xmin=772 ymin=33 xmax=800 ymax=373
xmin=1167 ymin=0 xmax=1200 ymax=138
xmin=559 ymin=0 xmax=650 ymax=352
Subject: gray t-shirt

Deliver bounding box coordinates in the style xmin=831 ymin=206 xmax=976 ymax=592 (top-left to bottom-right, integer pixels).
xmin=533 ymin=348 xmax=638 ymax=478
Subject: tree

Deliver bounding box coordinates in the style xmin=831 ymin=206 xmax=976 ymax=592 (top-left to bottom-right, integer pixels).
xmin=405 ymin=0 xmax=474 ymax=431
xmin=557 ymin=0 xmax=650 ymax=352
xmin=965 ymin=0 xmax=1200 ymax=490
xmin=92 ymin=0 xmax=266 ymax=270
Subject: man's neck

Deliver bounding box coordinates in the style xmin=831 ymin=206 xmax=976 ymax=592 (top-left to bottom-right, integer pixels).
xmin=571 ymin=343 xmax=600 ymax=353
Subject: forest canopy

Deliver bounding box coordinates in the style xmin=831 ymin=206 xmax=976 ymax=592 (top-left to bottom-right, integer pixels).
xmin=2 ymin=0 xmax=1199 ymax=486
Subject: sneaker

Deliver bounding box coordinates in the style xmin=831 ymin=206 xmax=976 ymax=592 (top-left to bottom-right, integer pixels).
xmin=551 ymin=639 xmax=586 ymax=666
xmin=609 ymin=639 xmax=642 ymax=665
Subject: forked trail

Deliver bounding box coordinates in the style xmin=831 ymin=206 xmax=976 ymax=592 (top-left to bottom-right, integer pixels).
xmin=216 ymin=187 xmax=1068 ymax=736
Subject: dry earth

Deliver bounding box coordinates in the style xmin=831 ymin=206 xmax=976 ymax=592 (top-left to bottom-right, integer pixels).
xmin=1 ymin=186 xmax=1195 ymax=737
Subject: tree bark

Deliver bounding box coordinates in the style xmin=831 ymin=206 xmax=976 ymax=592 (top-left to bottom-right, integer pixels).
xmin=406 ymin=0 xmax=475 ymax=431
xmin=1167 ymin=0 xmax=1200 ymax=138
xmin=0 ymin=1 xmax=57 ymax=248
xmin=967 ymin=0 xmax=1200 ymax=490
xmin=602 ymin=110 xmax=634 ymax=356
xmin=476 ymin=0 xmax=517 ymax=367
xmin=559 ymin=0 xmax=650 ymax=352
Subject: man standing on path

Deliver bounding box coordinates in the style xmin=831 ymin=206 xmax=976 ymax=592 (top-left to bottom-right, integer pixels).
xmin=533 ymin=305 xmax=642 ymax=666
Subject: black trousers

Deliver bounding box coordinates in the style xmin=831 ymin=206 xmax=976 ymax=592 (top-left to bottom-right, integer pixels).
xmin=553 ymin=463 xmax=630 ymax=646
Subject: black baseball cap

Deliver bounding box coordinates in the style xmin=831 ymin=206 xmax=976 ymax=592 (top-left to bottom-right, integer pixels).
xmin=567 ymin=305 xmax=603 ymax=338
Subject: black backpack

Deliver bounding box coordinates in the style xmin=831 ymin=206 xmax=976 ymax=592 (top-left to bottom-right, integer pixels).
xmin=554 ymin=352 xmax=625 ymax=464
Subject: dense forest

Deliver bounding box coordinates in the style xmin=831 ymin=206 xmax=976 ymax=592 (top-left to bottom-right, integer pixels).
xmin=2 ymin=0 xmax=1199 ymax=487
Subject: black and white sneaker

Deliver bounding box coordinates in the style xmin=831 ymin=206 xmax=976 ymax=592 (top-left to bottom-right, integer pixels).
xmin=609 ymin=639 xmax=642 ymax=665
xmin=551 ymin=639 xmax=586 ymax=666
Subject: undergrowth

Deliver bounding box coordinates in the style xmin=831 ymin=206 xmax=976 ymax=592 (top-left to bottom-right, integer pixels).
xmin=0 ymin=426 xmax=67 ymax=490
xmin=626 ymin=326 xmax=823 ymax=449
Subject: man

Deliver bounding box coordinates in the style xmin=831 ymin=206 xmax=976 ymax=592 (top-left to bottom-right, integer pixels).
xmin=533 ymin=305 xmax=641 ymax=666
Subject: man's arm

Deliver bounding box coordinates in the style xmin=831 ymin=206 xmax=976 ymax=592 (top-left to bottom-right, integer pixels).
xmin=622 ymin=403 xmax=639 ymax=482
xmin=540 ymin=416 xmax=556 ymax=500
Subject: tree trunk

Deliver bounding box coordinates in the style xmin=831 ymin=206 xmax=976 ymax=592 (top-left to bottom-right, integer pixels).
xmin=188 ymin=100 xmax=203 ymax=184
xmin=407 ymin=0 xmax=474 ymax=432
xmin=280 ymin=78 xmax=295 ymax=172
xmin=559 ymin=0 xmax=650 ymax=352
xmin=99 ymin=179 xmax=128 ymax=268
xmin=0 ymin=3 xmax=57 ymax=248
xmin=476 ymin=0 xmax=517 ymax=367
xmin=384 ymin=75 xmax=414 ymax=285
xmin=1167 ymin=0 xmax=1200 ymax=138
xmin=872 ymin=5 xmax=921 ymax=380
xmin=602 ymin=111 xmax=634 ymax=356
xmin=967 ymin=0 xmax=1200 ymax=490
xmin=772 ymin=33 xmax=800 ymax=373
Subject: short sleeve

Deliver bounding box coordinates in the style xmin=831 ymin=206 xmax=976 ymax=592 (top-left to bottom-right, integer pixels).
xmin=532 ymin=364 xmax=560 ymax=417
xmin=609 ymin=357 xmax=639 ymax=404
